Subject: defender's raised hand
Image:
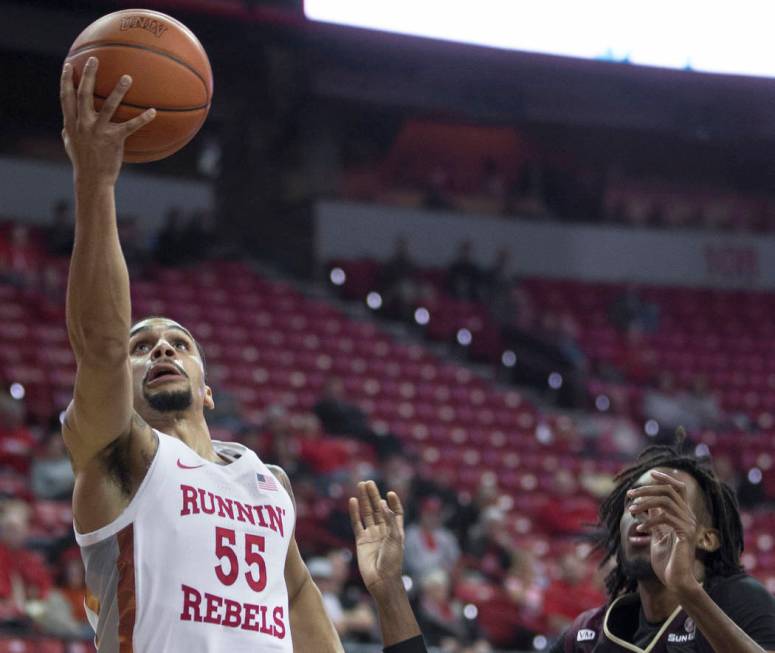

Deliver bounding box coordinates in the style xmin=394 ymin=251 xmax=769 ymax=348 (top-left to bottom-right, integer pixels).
xmin=349 ymin=481 xmax=405 ymax=594
xmin=60 ymin=57 xmax=155 ymax=183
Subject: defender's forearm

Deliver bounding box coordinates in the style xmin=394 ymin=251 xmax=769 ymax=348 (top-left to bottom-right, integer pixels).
xmin=370 ymin=577 xmax=423 ymax=649
xmin=66 ymin=179 xmax=131 ymax=359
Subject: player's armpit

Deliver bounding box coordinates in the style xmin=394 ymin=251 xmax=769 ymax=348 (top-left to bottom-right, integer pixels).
xmin=285 ymin=538 xmax=344 ymax=653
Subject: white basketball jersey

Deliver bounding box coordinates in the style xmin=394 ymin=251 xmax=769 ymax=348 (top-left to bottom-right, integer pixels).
xmin=75 ymin=430 xmax=296 ymax=652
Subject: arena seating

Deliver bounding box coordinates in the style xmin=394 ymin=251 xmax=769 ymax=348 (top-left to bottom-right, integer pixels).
xmin=2 ymin=231 xmax=775 ymax=650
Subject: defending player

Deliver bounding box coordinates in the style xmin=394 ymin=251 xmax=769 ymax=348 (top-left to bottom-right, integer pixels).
xmin=60 ymin=57 xmax=342 ymax=651
xmin=550 ymin=441 xmax=775 ymax=652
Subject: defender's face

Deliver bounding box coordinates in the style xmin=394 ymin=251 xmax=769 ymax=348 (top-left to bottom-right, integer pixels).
xmin=129 ymin=318 xmax=213 ymax=417
xmin=619 ymin=467 xmax=704 ymax=565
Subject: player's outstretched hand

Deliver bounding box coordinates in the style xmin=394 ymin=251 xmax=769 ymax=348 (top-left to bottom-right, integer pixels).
xmin=60 ymin=56 xmax=156 ymax=184
xmin=349 ymin=480 xmax=405 ymax=596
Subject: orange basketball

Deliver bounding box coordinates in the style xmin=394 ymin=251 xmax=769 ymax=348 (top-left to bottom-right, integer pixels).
xmin=66 ymin=9 xmax=213 ymax=163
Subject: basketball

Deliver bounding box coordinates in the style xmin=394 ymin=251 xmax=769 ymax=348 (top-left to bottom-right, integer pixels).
xmin=65 ymin=9 xmax=213 ymax=163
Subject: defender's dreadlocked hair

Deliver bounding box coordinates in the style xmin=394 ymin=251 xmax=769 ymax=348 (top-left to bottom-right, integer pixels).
xmin=594 ymin=434 xmax=744 ymax=599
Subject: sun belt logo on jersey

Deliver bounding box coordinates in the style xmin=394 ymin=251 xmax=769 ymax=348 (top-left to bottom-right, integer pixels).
xmin=577 ymin=629 xmax=596 ymax=642
xmin=257 ymin=473 xmax=278 ymax=492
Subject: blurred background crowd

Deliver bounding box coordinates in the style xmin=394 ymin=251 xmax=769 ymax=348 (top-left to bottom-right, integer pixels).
xmin=3 ymin=1 xmax=775 ymax=652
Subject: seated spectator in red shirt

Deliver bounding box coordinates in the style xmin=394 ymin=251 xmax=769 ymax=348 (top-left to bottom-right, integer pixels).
xmin=534 ymin=469 xmax=599 ymax=536
xmin=542 ymin=549 xmax=605 ymax=634
xmin=295 ymin=414 xmax=352 ymax=476
xmin=0 ymin=500 xmax=53 ymax=632
xmin=0 ymin=225 xmax=45 ymax=285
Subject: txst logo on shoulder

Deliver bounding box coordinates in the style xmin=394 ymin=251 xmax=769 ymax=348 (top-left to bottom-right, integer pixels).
xmin=577 ymin=629 xmax=596 ymax=642
xmin=119 ymin=15 xmax=168 ymax=38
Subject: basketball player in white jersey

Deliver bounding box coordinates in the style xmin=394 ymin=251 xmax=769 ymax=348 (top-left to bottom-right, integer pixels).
xmin=59 ymin=57 xmax=344 ymax=652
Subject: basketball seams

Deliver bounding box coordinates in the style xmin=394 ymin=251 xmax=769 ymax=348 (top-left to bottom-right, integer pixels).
xmin=92 ymin=91 xmax=208 ymax=113
xmin=66 ymin=41 xmax=212 ymax=102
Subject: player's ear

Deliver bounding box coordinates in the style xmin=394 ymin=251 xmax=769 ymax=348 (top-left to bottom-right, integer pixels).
xmin=204 ymin=385 xmax=215 ymax=411
xmin=698 ymin=527 xmax=721 ymax=553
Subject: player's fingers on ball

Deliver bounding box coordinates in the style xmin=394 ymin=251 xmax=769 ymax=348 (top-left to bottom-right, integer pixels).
xmin=120 ymin=108 xmax=156 ymax=137
xmin=77 ymin=56 xmax=98 ymax=115
xmin=348 ymin=497 xmax=364 ymax=536
xmin=98 ymin=74 xmax=132 ymax=125
xmin=60 ymin=63 xmax=76 ymax=128
xmin=366 ymin=481 xmax=384 ymax=524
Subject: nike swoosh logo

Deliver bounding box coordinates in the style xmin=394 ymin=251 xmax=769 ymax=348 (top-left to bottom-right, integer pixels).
xmin=177 ymin=458 xmax=204 ymax=470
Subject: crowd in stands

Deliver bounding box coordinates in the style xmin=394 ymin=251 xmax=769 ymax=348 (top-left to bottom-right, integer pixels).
xmin=339 ymin=119 xmax=775 ymax=233
xmin=2 ymin=209 xmax=775 ymax=652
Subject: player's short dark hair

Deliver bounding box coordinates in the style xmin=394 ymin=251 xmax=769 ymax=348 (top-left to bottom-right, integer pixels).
xmin=595 ymin=435 xmax=744 ymax=599
xmin=129 ymin=316 xmax=207 ymax=379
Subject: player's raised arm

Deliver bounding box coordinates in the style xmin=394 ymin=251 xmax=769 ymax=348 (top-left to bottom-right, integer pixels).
xmin=350 ymin=481 xmax=427 ymax=653
xmin=60 ymin=57 xmax=156 ymax=469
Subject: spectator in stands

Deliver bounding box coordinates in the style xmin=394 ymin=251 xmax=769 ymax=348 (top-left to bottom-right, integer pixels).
xmin=643 ymin=372 xmax=696 ymax=435
xmin=404 ymin=496 xmax=460 ymax=578
xmin=46 ymin=199 xmax=74 ymax=257
xmin=448 ymin=240 xmax=483 ymax=301
xmin=314 ymin=376 xmax=401 ymax=457
xmin=0 ymin=394 xmax=35 ymax=475
xmin=30 ymin=427 xmax=74 ymax=501
xmin=308 ymin=553 xmax=376 ymax=642
xmin=0 ymin=500 xmax=53 ymax=633
xmin=463 ymin=507 xmax=513 ymax=583
xmin=378 ymin=236 xmax=421 ymax=320
xmin=118 ymin=215 xmax=149 ymax=276
xmin=33 ymin=547 xmax=92 ymax=640
xmin=685 ymin=375 xmax=722 ymax=429
xmin=542 ymin=549 xmax=605 ymax=633
xmin=416 ymin=569 xmax=485 ymax=648
xmin=153 ymin=207 xmax=186 ymax=266
xmin=609 ymin=284 xmax=660 ymax=333
xmin=608 ymin=327 xmax=657 ymax=386
xmin=0 ymin=225 xmax=43 ymax=287
xmin=480 ymin=248 xmax=515 ymax=323
xmin=504 ymin=550 xmax=545 ymax=633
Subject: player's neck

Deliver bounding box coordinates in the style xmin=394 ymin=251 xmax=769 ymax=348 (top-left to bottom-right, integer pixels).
xmin=151 ymin=413 xmax=219 ymax=462
xmin=637 ymin=579 xmax=679 ymax=623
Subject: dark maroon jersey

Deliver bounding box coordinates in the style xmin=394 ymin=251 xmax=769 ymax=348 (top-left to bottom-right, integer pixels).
xmin=556 ymin=574 xmax=775 ymax=653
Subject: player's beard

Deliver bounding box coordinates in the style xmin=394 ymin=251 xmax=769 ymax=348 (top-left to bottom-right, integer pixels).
xmin=620 ymin=555 xmax=658 ymax=583
xmin=145 ymin=388 xmax=193 ymax=412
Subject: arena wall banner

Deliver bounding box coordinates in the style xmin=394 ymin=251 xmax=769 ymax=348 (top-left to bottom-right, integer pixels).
xmin=0 ymin=157 xmax=212 ymax=236
xmin=315 ymin=200 xmax=771 ymax=289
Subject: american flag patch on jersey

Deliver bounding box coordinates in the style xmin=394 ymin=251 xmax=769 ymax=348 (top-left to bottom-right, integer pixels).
xmin=256 ymin=473 xmax=278 ymax=492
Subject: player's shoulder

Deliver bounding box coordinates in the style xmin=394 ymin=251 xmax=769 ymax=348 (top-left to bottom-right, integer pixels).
xmin=265 ymin=464 xmax=294 ymax=499
xmin=563 ymin=603 xmax=608 ymax=647
xmin=707 ymin=572 xmax=774 ymax=602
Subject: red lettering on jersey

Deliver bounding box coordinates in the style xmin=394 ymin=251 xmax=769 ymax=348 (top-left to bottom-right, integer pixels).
xmin=265 ymin=505 xmax=285 ymax=537
xmin=180 ymin=485 xmax=199 ymax=516
xmin=253 ymin=504 xmax=269 ymax=528
xmin=203 ymin=592 xmax=223 ymax=624
xmin=273 ymin=606 xmax=286 ymax=639
xmin=258 ymin=605 xmax=274 ymax=635
xmin=199 ymin=489 xmax=216 ymax=515
xmin=235 ymin=500 xmax=257 ymax=526
xmin=180 ymin=584 xmax=203 ymax=622
xmin=222 ymin=598 xmax=242 ymax=628
xmin=216 ymin=495 xmax=235 ymax=520
xmin=242 ymin=602 xmax=261 ymax=632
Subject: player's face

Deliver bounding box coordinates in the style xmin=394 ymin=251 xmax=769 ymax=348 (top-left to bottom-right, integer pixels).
xmin=619 ymin=467 xmax=705 ymax=569
xmin=129 ymin=318 xmax=213 ymax=418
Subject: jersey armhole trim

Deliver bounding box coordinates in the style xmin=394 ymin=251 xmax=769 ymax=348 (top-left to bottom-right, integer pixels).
xmin=73 ymin=430 xmax=164 ymax=547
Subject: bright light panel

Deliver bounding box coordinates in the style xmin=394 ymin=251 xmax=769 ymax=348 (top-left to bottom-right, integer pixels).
xmin=304 ymin=0 xmax=775 ymax=79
